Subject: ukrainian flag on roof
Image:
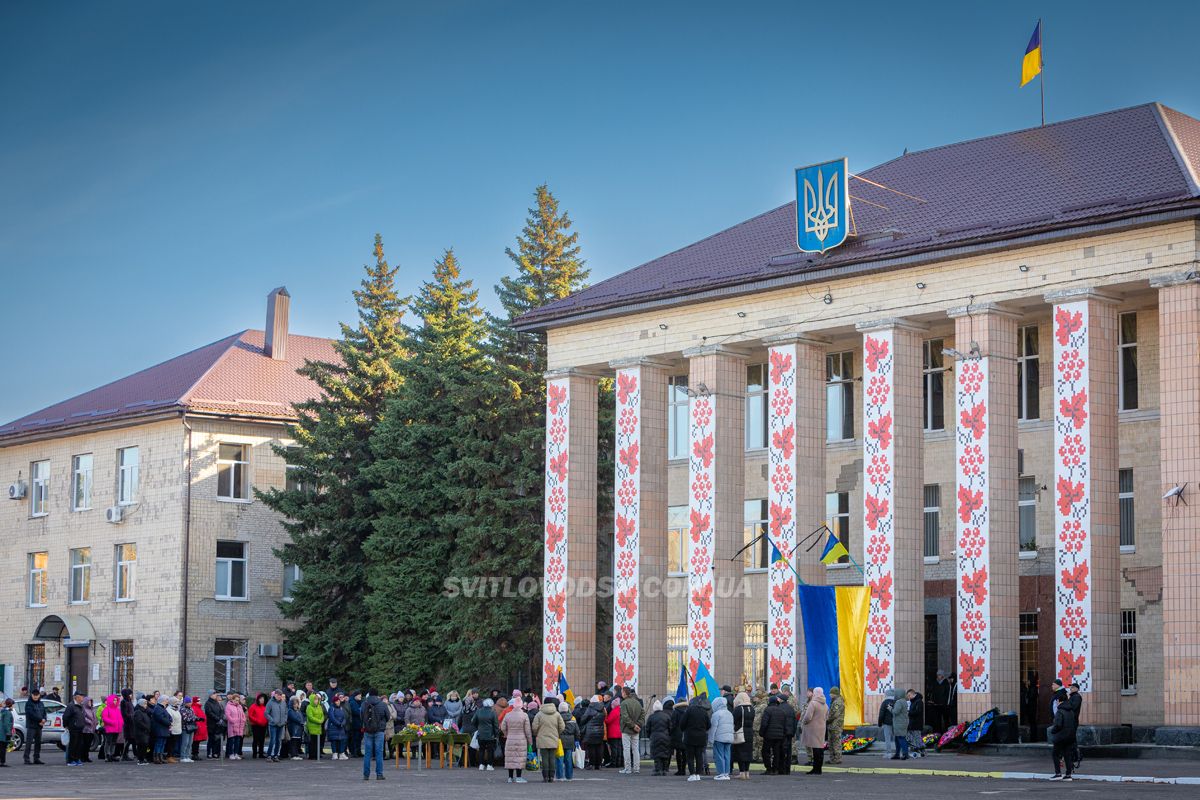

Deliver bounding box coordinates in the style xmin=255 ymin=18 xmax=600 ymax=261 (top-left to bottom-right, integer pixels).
xmin=1021 ymin=20 xmax=1042 ymax=87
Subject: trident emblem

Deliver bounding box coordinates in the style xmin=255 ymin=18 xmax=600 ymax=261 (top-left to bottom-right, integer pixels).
xmin=795 ymin=158 xmax=849 ymax=254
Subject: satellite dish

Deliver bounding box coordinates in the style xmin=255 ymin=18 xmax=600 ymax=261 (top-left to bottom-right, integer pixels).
xmin=1164 ymin=483 xmax=1188 ymax=506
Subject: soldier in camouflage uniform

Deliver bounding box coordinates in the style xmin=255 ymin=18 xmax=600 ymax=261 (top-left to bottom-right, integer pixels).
xmin=750 ymin=690 xmax=769 ymax=764
xmin=826 ymin=686 xmax=846 ymax=764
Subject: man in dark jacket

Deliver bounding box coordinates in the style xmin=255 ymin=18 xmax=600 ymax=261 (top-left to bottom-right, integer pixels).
xmin=1047 ymin=692 xmax=1078 ymax=781
xmin=681 ymin=695 xmax=710 ymax=780
xmin=906 ymin=690 xmax=926 ymax=757
xmin=63 ymin=692 xmax=87 ymax=766
xmin=360 ymin=689 xmax=388 ymax=780
xmin=22 ymin=688 xmax=47 ymax=765
xmin=759 ymin=695 xmax=796 ymax=775
xmin=204 ymin=692 xmax=226 ymax=759
xmin=928 ymin=670 xmax=951 ymax=732
xmin=119 ymin=689 xmax=136 ymax=761
xmin=347 ymin=691 xmax=363 ymax=757
xmin=669 ymin=698 xmax=689 ymax=775
xmin=1065 ymin=684 xmax=1084 ymax=771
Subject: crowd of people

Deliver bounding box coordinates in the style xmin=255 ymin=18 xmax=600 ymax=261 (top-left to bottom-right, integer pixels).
xmin=4 ymin=672 xmax=1082 ymax=780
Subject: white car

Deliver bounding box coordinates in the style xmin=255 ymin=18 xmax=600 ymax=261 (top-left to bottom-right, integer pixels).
xmin=11 ymin=699 xmax=67 ymax=752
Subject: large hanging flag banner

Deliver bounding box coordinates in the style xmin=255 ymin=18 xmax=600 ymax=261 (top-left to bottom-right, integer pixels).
xmin=612 ymin=367 xmax=642 ymax=690
xmin=542 ymin=379 xmax=570 ymax=695
xmin=798 ymin=585 xmax=871 ymax=726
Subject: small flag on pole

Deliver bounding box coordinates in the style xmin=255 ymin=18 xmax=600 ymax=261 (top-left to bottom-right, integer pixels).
xmin=557 ymin=669 xmax=575 ymax=706
xmin=692 ymin=662 xmax=720 ymax=699
xmin=673 ymin=665 xmax=689 ymax=702
xmin=820 ymin=530 xmax=850 ymax=565
xmin=1020 ymin=20 xmax=1043 ymax=87
xmin=770 ymin=541 xmax=788 ymax=566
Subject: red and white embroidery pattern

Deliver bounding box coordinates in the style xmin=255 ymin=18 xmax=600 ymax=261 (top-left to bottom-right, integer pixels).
xmin=543 ymin=378 xmax=570 ymax=695
xmin=613 ymin=368 xmax=642 ymax=691
xmin=862 ymin=331 xmax=895 ymax=696
xmin=687 ymin=388 xmax=716 ymax=675
xmin=955 ymin=356 xmax=991 ymax=693
xmin=1053 ymin=302 xmax=1092 ymax=689
xmin=767 ymin=345 xmax=798 ymax=688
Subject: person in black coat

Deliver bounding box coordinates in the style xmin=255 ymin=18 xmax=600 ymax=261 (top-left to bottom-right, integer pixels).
xmin=150 ymin=698 xmax=173 ymax=764
xmin=204 ymin=692 xmax=226 ymax=759
xmin=1047 ymin=698 xmax=1078 ymax=780
xmin=681 ymin=696 xmax=710 ymax=779
xmin=731 ymin=693 xmax=755 ymax=778
xmin=645 ymin=700 xmax=673 ymax=775
xmin=119 ymin=689 xmax=136 ymax=761
xmin=669 ymin=699 xmax=689 ymax=776
xmin=130 ymin=697 xmax=153 ymax=764
xmin=63 ymin=693 xmax=88 ymax=766
xmin=22 ymin=690 xmax=47 ymax=765
xmin=759 ymin=695 xmax=796 ymax=775
xmin=579 ymin=698 xmax=606 ymax=770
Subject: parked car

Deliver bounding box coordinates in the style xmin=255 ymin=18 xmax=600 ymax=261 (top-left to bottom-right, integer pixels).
xmin=11 ymin=699 xmax=67 ymax=752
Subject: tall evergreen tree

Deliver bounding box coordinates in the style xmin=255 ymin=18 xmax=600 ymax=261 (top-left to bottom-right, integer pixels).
xmin=449 ymin=185 xmax=592 ymax=687
xmin=260 ymin=234 xmax=409 ymax=688
xmin=364 ymin=249 xmax=490 ymax=689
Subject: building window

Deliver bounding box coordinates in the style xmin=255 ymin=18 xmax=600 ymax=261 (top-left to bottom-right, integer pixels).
xmin=742 ymin=499 xmax=769 ymax=570
xmin=1118 ymin=312 xmax=1138 ymax=411
xmin=72 ymin=454 xmax=93 ymax=511
xmin=115 ymin=543 xmax=136 ymax=601
xmin=1019 ymin=477 xmax=1038 ymax=551
xmin=1017 ymin=325 xmax=1039 ymax=421
xmin=213 ymin=639 xmax=248 ymax=694
xmin=31 ymin=459 xmax=50 ymax=516
xmin=282 ymin=563 xmax=301 ymax=601
xmin=28 ymin=552 xmax=48 ymax=607
xmin=923 ymin=484 xmax=940 ymax=559
xmin=27 ymin=644 xmax=46 ymax=693
xmin=284 ymin=447 xmax=305 ymax=493
xmin=1019 ymin=612 xmax=1039 ymax=685
xmin=1120 ymin=609 xmax=1137 ymax=693
xmin=666 ymin=505 xmax=688 ymax=575
xmin=826 ymin=491 xmax=850 ymax=564
xmin=112 ymin=641 xmax=134 ymax=693
xmin=745 ymin=364 xmax=768 ymax=450
xmin=215 ymin=541 xmax=247 ymax=600
xmin=922 ymin=340 xmax=945 ymax=431
xmin=1119 ymin=468 xmax=1135 ymax=551
xmin=666 ymin=624 xmax=687 ymax=693
xmin=217 ymin=443 xmax=249 ymax=500
xmin=743 ymin=621 xmax=768 ymax=690
xmin=826 ymin=352 xmax=854 ymax=441
xmin=118 ymin=447 xmax=139 ymax=505
xmin=667 ymin=376 xmax=689 ymax=460
xmin=70 ymin=547 xmax=91 ymax=603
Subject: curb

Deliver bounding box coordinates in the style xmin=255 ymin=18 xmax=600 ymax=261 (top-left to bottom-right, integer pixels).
xmin=821 ymin=765 xmax=1200 ymax=785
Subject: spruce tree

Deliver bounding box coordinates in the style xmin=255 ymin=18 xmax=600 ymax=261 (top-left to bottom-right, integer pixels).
xmin=364 ymin=249 xmax=490 ymax=689
xmin=260 ymin=234 xmax=409 ymax=688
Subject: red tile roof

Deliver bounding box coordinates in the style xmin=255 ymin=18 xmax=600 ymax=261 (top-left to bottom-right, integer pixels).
xmin=0 ymin=330 xmax=338 ymax=440
xmin=517 ymin=103 xmax=1200 ymax=330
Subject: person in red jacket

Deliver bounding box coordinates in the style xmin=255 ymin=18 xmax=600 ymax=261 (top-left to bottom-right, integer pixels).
xmin=191 ymin=698 xmax=208 ymax=761
xmin=248 ymin=694 xmax=269 ymax=759
xmin=604 ymin=695 xmax=623 ymax=769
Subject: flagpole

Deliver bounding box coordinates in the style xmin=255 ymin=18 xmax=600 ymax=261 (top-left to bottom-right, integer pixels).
xmin=1039 ymin=18 xmax=1045 ymax=127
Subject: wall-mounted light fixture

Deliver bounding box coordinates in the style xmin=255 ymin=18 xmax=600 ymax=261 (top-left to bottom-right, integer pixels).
xmin=659 ymin=323 xmax=669 ymax=330
xmin=822 ymin=293 xmax=833 ymax=305
xmin=1018 ymin=264 xmax=1030 ymax=272
xmin=736 ymin=311 xmax=747 ymax=318
xmin=915 ymin=282 xmax=927 ymax=290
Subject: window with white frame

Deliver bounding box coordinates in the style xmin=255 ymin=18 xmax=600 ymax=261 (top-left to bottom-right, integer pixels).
xmin=1119 ymin=468 xmax=1135 ymax=551
xmin=745 ymin=364 xmax=768 ymax=450
xmin=217 ymin=443 xmax=249 ymax=500
xmin=112 ymin=640 xmax=134 ymax=693
xmin=1019 ymin=476 xmax=1038 ymax=551
xmin=282 ymin=563 xmax=302 ymax=600
xmin=826 ymin=352 xmax=854 ymax=441
xmin=743 ymin=498 xmax=768 ymax=570
xmin=72 ymin=454 xmax=93 ymax=511
xmin=70 ymin=547 xmax=91 ymax=603
xmin=1119 ymin=312 xmax=1139 ymax=411
xmin=118 ymin=446 xmax=139 ymax=505
xmin=214 ymin=639 xmax=248 ymax=694
xmin=666 ymin=505 xmax=688 ymax=575
xmin=28 ymin=552 xmax=48 ymax=607
xmin=922 ymin=340 xmax=945 ymax=431
xmin=666 ymin=624 xmax=687 ymax=693
xmin=31 ymin=459 xmax=50 ymax=516
xmin=667 ymin=376 xmax=689 ymax=460
xmin=1121 ymin=609 xmax=1137 ymax=692
xmin=115 ymin=543 xmax=136 ymax=601
xmin=826 ymin=491 xmax=850 ymax=564
xmin=215 ymin=541 xmax=247 ymax=599
xmin=923 ymin=484 xmax=940 ymax=558
xmin=1017 ymin=326 xmax=1040 ymax=421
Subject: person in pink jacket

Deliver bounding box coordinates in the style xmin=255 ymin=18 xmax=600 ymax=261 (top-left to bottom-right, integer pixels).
xmin=101 ymin=695 xmax=124 ymax=762
xmin=224 ymin=694 xmax=247 ymax=760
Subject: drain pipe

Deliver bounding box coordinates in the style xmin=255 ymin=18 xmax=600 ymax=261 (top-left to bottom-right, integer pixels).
xmin=179 ymin=417 xmax=194 ymax=691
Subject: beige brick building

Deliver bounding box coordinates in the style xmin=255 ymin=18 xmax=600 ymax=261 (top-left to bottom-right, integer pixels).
xmin=0 ymin=288 xmax=334 ymax=698
xmin=521 ymin=103 xmax=1200 ymax=734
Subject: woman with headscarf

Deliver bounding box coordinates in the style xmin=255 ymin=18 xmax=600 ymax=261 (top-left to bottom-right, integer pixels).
xmin=131 ymin=695 xmax=152 ymax=764
xmin=800 ymin=687 xmax=828 ymax=775
xmin=204 ymin=691 xmax=226 ymax=759
xmin=305 ymin=690 xmax=326 ymax=759
xmin=731 ymin=692 xmax=755 ymax=779
xmin=81 ymin=696 xmax=98 ymax=763
xmin=646 ymin=698 xmax=674 ymax=776
xmin=327 ymin=695 xmax=349 ymax=759
xmin=191 ymin=696 xmax=208 ymax=761
xmin=100 ymin=695 xmax=123 ymax=762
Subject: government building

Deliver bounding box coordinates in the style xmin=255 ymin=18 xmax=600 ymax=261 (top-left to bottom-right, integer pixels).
xmin=519 ymin=103 xmax=1200 ymax=735
xmin=0 ymin=288 xmax=331 ymax=698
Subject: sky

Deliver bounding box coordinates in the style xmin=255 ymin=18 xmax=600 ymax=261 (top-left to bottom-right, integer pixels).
xmin=1 ymin=0 xmax=1198 ymax=423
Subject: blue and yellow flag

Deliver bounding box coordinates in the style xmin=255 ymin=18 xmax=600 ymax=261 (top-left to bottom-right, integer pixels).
xmin=820 ymin=530 xmax=850 ymax=565
xmin=557 ymin=670 xmax=575 ymax=706
xmin=692 ymin=661 xmax=720 ymax=699
xmin=770 ymin=541 xmax=788 ymax=566
xmin=798 ymin=585 xmax=870 ymax=727
xmin=673 ymin=665 xmax=689 ymax=702
xmin=1021 ymin=20 xmax=1042 ymax=87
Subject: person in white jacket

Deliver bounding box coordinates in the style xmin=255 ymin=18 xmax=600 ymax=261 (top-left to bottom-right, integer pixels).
xmin=707 ymin=696 xmax=734 ymax=780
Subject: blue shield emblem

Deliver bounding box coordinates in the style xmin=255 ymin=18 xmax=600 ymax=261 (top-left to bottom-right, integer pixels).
xmin=795 ymin=158 xmax=850 ymax=253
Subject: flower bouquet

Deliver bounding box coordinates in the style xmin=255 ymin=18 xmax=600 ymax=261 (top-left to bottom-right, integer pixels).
xmin=922 ymin=733 xmax=939 ymax=749
xmin=841 ymin=734 xmax=875 ymax=753
xmin=937 ymin=722 xmax=968 ymax=750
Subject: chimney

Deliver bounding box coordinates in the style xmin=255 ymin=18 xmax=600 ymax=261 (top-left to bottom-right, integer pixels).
xmin=264 ymin=286 xmax=290 ymax=360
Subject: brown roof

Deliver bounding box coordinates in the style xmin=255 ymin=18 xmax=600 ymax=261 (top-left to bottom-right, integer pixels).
xmin=517 ymin=103 xmax=1200 ymax=330
xmin=0 ymin=330 xmax=337 ymax=441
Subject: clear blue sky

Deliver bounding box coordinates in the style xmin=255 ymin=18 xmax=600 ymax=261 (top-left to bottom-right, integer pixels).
xmin=2 ymin=0 xmax=1197 ymax=423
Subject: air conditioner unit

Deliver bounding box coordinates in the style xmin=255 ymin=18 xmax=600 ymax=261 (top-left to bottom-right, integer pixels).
xmin=258 ymin=643 xmax=280 ymax=658
xmin=8 ymin=481 xmax=26 ymax=500
xmin=105 ymin=506 xmax=124 ymax=524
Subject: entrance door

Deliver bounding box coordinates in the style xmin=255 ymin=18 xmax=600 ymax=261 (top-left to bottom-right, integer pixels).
xmin=924 ymin=614 xmax=939 ymax=696
xmin=68 ymin=646 xmax=89 ymax=697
